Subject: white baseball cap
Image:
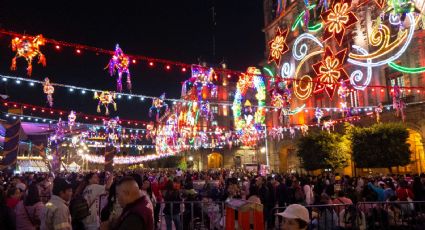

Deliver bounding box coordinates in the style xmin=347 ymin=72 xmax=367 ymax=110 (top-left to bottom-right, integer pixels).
xmin=276 ymin=204 xmax=310 ymax=223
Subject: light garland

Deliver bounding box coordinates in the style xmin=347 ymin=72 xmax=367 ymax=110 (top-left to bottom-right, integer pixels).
xmin=349 ymin=46 xmax=373 ymax=90
xmin=292 ymin=33 xmax=324 ymax=61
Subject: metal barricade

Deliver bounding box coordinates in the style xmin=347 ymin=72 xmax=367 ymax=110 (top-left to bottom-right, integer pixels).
xmin=271 ymin=201 xmax=425 ymax=230
xmin=159 ymin=200 xmax=226 ymax=230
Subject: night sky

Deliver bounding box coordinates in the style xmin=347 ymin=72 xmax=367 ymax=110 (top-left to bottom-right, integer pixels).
xmin=0 ymin=0 xmax=265 ymax=121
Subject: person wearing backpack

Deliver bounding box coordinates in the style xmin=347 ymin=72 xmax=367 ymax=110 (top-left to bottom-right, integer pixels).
xmin=72 ymin=172 xmax=113 ymax=230
xmin=16 ymin=183 xmax=44 ymax=230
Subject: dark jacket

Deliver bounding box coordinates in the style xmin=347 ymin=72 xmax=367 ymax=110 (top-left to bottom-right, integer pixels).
xmin=114 ymin=196 xmax=153 ymax=230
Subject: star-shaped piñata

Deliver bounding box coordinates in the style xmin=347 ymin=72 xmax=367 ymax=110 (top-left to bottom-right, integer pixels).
xmin=313 ymin=47 xmax=348 ymax=99
xmin=268 ymin=27 xmax=289 ymax=65
xmin=321 ymin=0 xmax=358 ymax=46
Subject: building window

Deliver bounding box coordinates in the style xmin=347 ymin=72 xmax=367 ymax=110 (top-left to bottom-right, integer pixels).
xmin=349 ymin=91 xmax=359 ymax=108
xmin=212 ymin=106 xmax=218 ymax=114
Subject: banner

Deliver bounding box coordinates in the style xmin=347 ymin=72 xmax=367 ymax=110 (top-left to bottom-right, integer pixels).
xmin=0 ymin=120 xmax=21 ymax=171
xmin=104 ymin=144 xmax=115 ymax=172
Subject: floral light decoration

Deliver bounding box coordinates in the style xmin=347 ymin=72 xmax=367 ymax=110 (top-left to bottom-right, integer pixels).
xmin=94 ymin=91 xmax=117 ymax=115
xmin=11 ymin=34 xmax=46 ymax=76
xmin=149 ymin=93 xmax=169 ymax=121
xmin=315 ymin=107 xmax=324 ymax=125
xmin=106 ymin=44 xmax=131 ymax=92
xmin=321 ymin=0 xmax=358 ymax=46
xmin=68 ymin=111 xmax=77 ymax=130
xmin=313 ymin=47 xmax=349 ymax=99
xmin=268 ymin=26 xmax=289 ymax=66
xmin=43 ymin=77 xmax=55 ymax=107
xmin=232 ymin=67 xmax=266 ymax=146
xmin=375 ymin=102 xmax=383 ymax=123
xmin=392 ymin=84 xmax=406 ymax=122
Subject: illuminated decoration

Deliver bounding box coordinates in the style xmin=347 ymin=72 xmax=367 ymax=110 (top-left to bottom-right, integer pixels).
xmin=49 ymin=118 xmax=66 ymax=144
xmin=375 ymin=103 xmax=383 ymax=123
xmin=349 ymin=46 xmax=372 ymax=90
xmin=232 ymin=67 xmax=266 ymax=146
xmin=349 ymin=24 xmax=407 ymax=60
xmin=358 ymin=0 xmax=386 ymax=8
xmin=291 ymin=4 xmax=317 ymax=31
xmin=155 ymin=113 xmax=182 ymax=155
xmin=322 ymin=120 xmax=335 ymax=133
xmin=338 ymin=80 xmax=350 ymax=116
xmin=289 ymin=126 xmax=295 ymax=139
xmin=321 ymin=0 xmax=358 ymax=45
xmin=315 ymin=108 xmax=324 ymax=125
xmin=106 ymin=44 xmax=131 ymax=92
xmin=268 ymin=27 xmax=289 ymax=66
xmin=149 ymin=93 xmax=169 ymax=121
xmin=146 ymin=121 xmax=156 ymax=140
xmin=347 ymin=13 xmax=415 ymax=68
xmin=68 ymin=111 xmax=76 ymax=130
xmin=318 ymin=0 xmax=330 ymax=10
xmin=104 ymin=116 xmax=122 ymax=150
xmin=387 ymin=0 xmax=415 ymax=15
xmin=276 ymin=0 xmax=287 ymax=17
xmin=292 ymin=33 xmax=323 ymax=61
xmin=78 ymin=151 xmax=174 ymax=164
xmin=42 ymin=77 xmax=54 ymax=107
xmin=392 ymin=84 xmax=406 ymax=122
xmin=10 ymin=34 xmax=46 ymax=76
xmin=303 ymin=0 xmax=311 ymax=27
xmin=182 ymin=65 xmax=217 ymax=101
xmin=313 ymin=47 xmax=349 ymax=99
xmin=300 ymin=124 xmax=309 ymax=136
xmin=94 ymin=91 xmax=117 ymax=115
xmin=280 ymin=62 xmax=294 ymax=79
xmin=388 ymin=62 xmax=425 ymax=73
xmin=294 ymin=51 xmax=323 ymax=100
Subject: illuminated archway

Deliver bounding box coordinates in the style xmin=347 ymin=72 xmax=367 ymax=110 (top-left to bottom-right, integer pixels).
xmin=207 ymin=152 xmax=223 ymax=169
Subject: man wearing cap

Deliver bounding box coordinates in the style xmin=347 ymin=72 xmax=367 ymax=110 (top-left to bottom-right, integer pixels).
xmin=41 ymin=177 xmax=73 ymax=230
xmin=276 ymin=204 xmax=310 ymax=230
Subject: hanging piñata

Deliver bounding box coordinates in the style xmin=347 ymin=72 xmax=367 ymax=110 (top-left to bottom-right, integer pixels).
xmin=94 ymin=91 xmax=117 ymax=115
xmin=106 ymin=44 xmax=131 ymax=92
xmin=11 ymin=34 xmax=46 ymax=76
xmin=149 ymin=93 xmax=169 ymax=121
xmin=43 ymin=78 xmax=55 ymax=107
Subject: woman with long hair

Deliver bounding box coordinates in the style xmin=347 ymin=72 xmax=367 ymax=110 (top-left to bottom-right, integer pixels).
xmin=15 ymin=183 xmax=44 ymax=230
xmin=100 ymin=181 xmax=122 ymax=230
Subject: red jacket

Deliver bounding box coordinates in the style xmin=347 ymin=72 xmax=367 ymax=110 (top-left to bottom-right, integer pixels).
xmin=151 ymin=181 xmax=163 ymax=202
xmin=396 ymin=188 xmax=414 ymax=201
xmin=114 ymin=196 xmax=154 ymax=230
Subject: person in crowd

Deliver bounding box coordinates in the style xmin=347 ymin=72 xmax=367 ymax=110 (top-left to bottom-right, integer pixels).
xmin=40 ymin=177 xmax=73 ymax=230
xmin=114 ymin=177 xmax=153 ymax=230
xmin=332 ymin=191 xmax=353 ymax=214
xmin=301 ymin=178 xmax=314 ymax=205
xmin=100 ymin=182 xmax=122 ymax=230
xmin=16 ymin=183 xmax=44 ymax=230
xmin=74 ymin=172 xmax=113 ymax=230
xmin=151 ymin=176 xmax=162 ymax=229
xmin=383 ymin=180 xmax=396 ymax=201
xmin=6 ymin=185 xmax=21 ymax=210
xmin=0 ymin=186 xmax=16 ymax=230
xmin=275 ymin=204 xmax=310 ymax=230
xmin=141 ymin=177 xmax=155 ymax=221
xmin=163 ymin=180 xmax=182 ymax=230
xmin=367 ymin=180 xmax=385 ymax=201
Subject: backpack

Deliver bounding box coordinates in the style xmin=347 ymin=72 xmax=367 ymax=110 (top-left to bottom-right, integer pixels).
xmin=69 ymin=195 xmax=91 ymax=221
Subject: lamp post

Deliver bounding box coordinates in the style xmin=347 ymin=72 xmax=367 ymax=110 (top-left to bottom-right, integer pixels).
xmin=263 ymin=125 xmax=270 ymax=168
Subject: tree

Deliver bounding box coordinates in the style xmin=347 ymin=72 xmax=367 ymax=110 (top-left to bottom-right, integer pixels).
xmin=350 ymin=123 xmax=411 ymax=170
xmin=297 ymin=131 xmax=351 ymax=171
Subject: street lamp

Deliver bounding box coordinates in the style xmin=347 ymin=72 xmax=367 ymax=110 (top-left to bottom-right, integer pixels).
xmin=260 ymin=147 xmax=266 ymax=154
xmin=188 ymin=156 xmax=194 ymax=161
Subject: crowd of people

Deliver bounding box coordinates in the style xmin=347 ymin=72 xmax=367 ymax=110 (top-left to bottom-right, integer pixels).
xmin=0 ymin=168 xmax=424 ymax=230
